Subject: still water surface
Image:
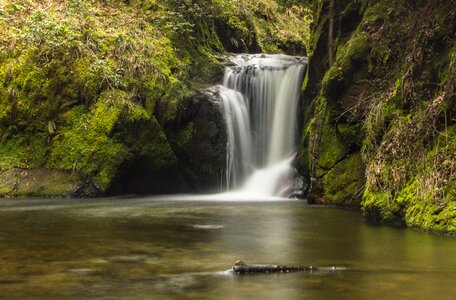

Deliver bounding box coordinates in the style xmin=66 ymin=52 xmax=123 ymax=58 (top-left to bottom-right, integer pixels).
xmin=0 ymin=197 xmax=455 ymax=299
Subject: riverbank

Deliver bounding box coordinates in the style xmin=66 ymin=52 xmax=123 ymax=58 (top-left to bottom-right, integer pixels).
xmin=0 ymin=0 xmax=310 ymax=197
xmin=298 ymin=0 xmax=455 ymax=234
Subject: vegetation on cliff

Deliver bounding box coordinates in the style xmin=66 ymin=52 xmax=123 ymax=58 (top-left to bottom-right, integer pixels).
xmin=299 ymin=0 xmax=455 ymax=234
xmin=1 ymin=0 xmax=454 ymax=235
xmin=0 ymin=0 xmax=311 ymax=196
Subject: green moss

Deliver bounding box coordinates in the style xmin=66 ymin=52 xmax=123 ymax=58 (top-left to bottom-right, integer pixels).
xmin=176 ymin=122 xmax=195 ymax=149
xmin=338 ymin=31 xmax=371 ymax=70
xmin=296 ymin=117 xmax=314 ymax=173
xmin=239 ymin=1 xmax=310 ymax=53
xmin=361 ymin=123 xmax=456 ymax=233
xmin=395 ymin=180 xmax=456 ymax=234
xmin=302 ymin=95 xmax=356 ymax=187
xmin=322 ymin=30 xmax=371 ymax=99
xmin=322 ymin=152 xmax=365 ymax=206
xmin=362 ymin=188 xmax=402 ymax=223
xmin=302 ymin=0 xmax=456 ymax=234
xmin=0 ymin=134 xmax=48 ymax=170
xmin=136 ymin=117 xmax=177 ymax=171
xmin=362 ymin=188 xmax=389 ymax=210
xmin=48 ymin=90 xmax=145 ymax=190
xmin=321 ymin=65 xmax=344 ymax=96
xmin=337 ymin=123 xmax=361 ymax=147
xmin=0 ymin=0 xmax=192 ymax=192
xmin=316 ymin=119 xmax=346 ymax=175
xmin=439 ymin=42 xmax=456 ymax=88
xmin=361 ymin=120 xmax=456 ymax=233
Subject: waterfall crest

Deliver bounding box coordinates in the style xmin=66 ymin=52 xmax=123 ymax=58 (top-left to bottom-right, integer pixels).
xmin=219 ymin=54 xmax=307 ymax=197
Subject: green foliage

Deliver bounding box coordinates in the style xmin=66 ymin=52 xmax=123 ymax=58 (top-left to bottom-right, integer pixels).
xmin=21 ymin=9 xmax=81 ymax=53
xmin=0 ymin=0 xmax=313 ymax=196
xmin=159 ymin=0 xmax=207 ymax=38
xmin=0 ymin=0 xmax=188 ymax=183
xmin=362 ymin=116 xmax=456 ymax=231
xmin=0 ymin=134 xmax=48 ymax=170
xmin=302 ymin=0 xmax=455 ymax=234
xmin=247 ymin=0 xmax=311 ymax=53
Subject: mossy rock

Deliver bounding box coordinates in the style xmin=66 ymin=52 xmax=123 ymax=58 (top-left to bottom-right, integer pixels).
xmin=0 ymin=168 xmax=88 ymax=198
xmin=322 ymin=152 xmax=365 ymax=207
xmin=162 ymin=88 xmax=227 ymax=192
xmin=315 ymin=111 xmax=351 ymax=177
xmin=397 ymin=180 xmax=456 ymax=235
xmin=361 ymin=188 xmax=402 ymax=224
xmin=48 ymin=90 xmax=157 ymax=191
xmin=321 ymin=28 xmax=371 ymax=101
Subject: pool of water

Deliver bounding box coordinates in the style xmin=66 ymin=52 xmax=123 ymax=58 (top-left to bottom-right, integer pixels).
xmin=0 ymin=197 xmax=455 ymax=299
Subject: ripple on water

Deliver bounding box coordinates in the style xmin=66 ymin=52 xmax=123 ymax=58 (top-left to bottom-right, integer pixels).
xmin=65 ymin=268 xmax=99 ymax=276
xmin=192 ymin=224 xmax=225 ymax=230
xmin=106 ymin=255 xmax=149 ymax=264
xmin=0 ymin=277 xmax=27 ymax=284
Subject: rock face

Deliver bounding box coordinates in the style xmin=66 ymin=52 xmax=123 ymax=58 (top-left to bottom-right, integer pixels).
xmin=0 ymin=87 xmax=228 ymax=198
xmin=108 ymin=88 xmax=227 ymax=195
xmin=168 ymin=88 xmax=227 ymax=193
xmin=299 ymin=0 xmax=456 ymax=234
xmin=0 ymin=168 xmax=101 ymax=198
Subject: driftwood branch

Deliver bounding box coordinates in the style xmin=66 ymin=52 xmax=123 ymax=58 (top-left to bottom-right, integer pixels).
xmin=226 ymin=261 xmax=331 ymax=275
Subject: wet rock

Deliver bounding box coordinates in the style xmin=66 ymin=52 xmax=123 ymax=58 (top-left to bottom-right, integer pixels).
xmin=0 ymin=168 xmax=87 ymax=198
xmin=278 ymin=170 xmax=309 ymax=199
xmin=289 ymin=174 xmax=309 ymax=199
xmin=70 ymin=180 xmax=102 ymax=198
xmin=164 ymin=87 xmax=227 ymax=193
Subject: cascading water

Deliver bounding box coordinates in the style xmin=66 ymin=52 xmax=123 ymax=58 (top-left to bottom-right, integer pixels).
xmin=219 ymin=54 xmax=307 ymax=197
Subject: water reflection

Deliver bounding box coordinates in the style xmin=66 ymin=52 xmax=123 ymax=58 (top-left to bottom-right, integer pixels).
xmin=0 ymin=197 xmax=455 ymax=299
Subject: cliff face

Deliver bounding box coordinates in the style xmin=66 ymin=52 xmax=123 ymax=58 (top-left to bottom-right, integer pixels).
xmin=1 ymin=0 xmax=454 ymax=234
xmin=299 ymin=0 xmax=456 ymax=234
xmin=0 ymin=0 xmax=310 ymax=197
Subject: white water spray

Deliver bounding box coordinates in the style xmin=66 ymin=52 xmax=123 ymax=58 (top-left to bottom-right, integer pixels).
xmin=219 ymin=54 xmax=307 ymax=197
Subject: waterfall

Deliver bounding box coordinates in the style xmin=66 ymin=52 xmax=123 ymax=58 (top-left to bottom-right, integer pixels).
xmin=219 ymin=54 xmax=307 ymax=197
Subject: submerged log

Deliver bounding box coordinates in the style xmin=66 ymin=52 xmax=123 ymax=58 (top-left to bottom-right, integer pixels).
xmin=226 ymin=261 xmax=318 ymax=275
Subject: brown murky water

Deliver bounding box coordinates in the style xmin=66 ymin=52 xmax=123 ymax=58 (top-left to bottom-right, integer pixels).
xmin=0 ymin=197 xmax=455 ymax=299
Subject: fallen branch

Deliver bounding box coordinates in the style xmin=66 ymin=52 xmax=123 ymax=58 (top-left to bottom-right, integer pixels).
xmin=226 ymin=261 xmax=335 ymax=275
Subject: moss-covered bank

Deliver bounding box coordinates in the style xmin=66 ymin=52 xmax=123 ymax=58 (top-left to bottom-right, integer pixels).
xmin=0 ymin=0 xmax=311 ymax=197
xmin=299 ymin=0 xmax=455 ymax=234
